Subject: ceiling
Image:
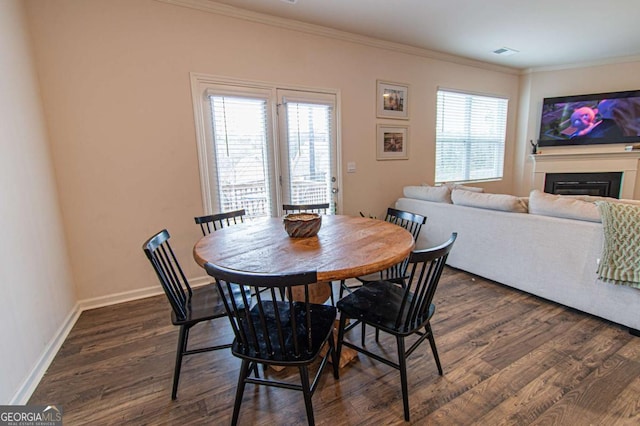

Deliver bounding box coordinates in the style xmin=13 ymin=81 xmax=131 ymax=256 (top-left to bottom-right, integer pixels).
xmin=207 ymin=0 xmax=640 ymax=70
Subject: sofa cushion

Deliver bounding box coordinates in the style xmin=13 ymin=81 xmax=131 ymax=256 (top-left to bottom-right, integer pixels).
xmin=573 ymin=195 xmax=640 ymax=207
xmin=451 ymin=189 xmax=528 ymax=213
xmin=403 ymin=185 xmax=452 ymax=203
xmin=528 ymin=190 xmax=601 ymax=222
xmin=442 ymin=182 xmax=484 ymax=193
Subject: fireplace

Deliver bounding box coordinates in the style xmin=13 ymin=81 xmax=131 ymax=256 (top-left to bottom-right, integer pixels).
xmin=531 ymin=151 xmax=640 ymax=200
xmin=544 ymin=172 xmax=622 ymax=198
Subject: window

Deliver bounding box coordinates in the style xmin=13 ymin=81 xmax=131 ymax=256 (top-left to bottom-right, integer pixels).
xmin=435 ymin=89 xmax=508 ymax=183
xmin=191 ymin=74 xmax=340 ymax=218
xmin=209 ymin=94 xmax=274 ymax=218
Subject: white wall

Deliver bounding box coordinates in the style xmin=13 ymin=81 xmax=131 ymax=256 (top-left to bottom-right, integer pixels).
xmin=515 ymin=61 xmax=640 ymax=197
xmin=24 ymin=0 xmax=521 ymax=302
xmin=0 ymin=0 xmax=77 ymax=403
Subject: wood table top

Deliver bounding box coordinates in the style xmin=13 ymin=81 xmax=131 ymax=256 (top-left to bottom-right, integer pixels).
xmin=193 ymin=215 xmax=415 ymax=282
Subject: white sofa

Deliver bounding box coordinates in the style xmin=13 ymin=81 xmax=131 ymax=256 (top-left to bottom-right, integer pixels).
xmin=396 ymin=187 xmax=640 ymax=332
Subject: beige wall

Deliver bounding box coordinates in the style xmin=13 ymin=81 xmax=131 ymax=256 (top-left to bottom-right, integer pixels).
xmin=515 ymin=61 xmax=640 ymax=197
xmin=11 ymin=0 xmax=640 ymax=402
xmin=24 ymin=0 xmax=520 ymax=301
xmin=0 ymin=0 xmax=76 ymax=403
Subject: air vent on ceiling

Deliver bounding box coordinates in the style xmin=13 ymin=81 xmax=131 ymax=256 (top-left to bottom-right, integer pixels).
xmin=493 ymin=47 xmax=519 ymax=56
xmin=280 ymin=0 xmax=298 ymax=4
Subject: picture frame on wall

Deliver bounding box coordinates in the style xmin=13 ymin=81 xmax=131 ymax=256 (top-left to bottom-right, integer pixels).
xmin=376 ymin=80 xmax=409 ymax=119
xmin=376 ymin=124 xmax=409 ymax=160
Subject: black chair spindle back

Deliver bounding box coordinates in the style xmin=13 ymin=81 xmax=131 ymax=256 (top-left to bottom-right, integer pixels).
xmin=282 ymin=203 xmax=330 ymax=215
xmin=394 ymin=237 xmax=452 ymax=332
xmin=206 ymin=264 xmax=334 ymax=360
xmin=204 ymin=263 xmax=338 ymax=425
xmin=341 ymin=207 xmax=427 ymax=298
xmin=336 ymin=233 xmax=457 ymax=421
xmin=386 ymin=207 xmax=424 ymax=240
xmin=143 ymin=229 xmax=190 ymax=320
xmin=143 ymin=229 xmax=238 ymax=400
xmin=194 ymin=209 xmax=246 ymax=236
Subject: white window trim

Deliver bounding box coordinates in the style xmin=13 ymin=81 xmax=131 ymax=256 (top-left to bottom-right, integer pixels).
xmin=435 ymin=86 xmax=509 ymax=184
xmin=190 ymin=72 xmax=343 ymax=215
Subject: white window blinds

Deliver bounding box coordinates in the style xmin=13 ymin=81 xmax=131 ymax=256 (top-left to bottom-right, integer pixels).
xmin=208 ymin=95 xmax=273 ymax=218
xmin=435 ymin=90 xmax=508 ymax=183
xmin=284 ymin=101 xmax=333 ymax=207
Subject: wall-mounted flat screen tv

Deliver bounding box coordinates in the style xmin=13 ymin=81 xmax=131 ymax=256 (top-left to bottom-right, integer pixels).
xmin=538 ymin=90 xmax=640 ymax=147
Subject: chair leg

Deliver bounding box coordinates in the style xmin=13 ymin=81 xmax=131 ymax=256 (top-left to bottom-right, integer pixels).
xmin=363 ymin=324 xmax=382 ymax=344
xmin=361 ymin=322 xmax=366 ymax=346
xmin=328 ymin=281 xmax=335 ymax=306
xmin=336 ymin=315 xmax=348 ymax=362
xmin=396 ymin=336 xmax=410 ymax=422
xmin=299 ymin=365 xmax=315 ymax=426
xmin=171 ymin=325 xmax=188 ymax=400
xmin=250 ymin=362 xmax=260 ymax=379
xmin=328 ymin=333 xmax=339 ymax=379
xmin=231 ymin=359 xmax=251 ymax=426
xmin=426 ymin=323 xmax=443 ymax=375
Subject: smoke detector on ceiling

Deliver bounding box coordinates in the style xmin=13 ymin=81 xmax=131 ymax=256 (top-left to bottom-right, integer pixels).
xmin=493 ymin=47 xmax=519 ymax=56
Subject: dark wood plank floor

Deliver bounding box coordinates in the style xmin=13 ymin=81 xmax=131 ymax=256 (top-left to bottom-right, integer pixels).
xmin=29 ymin=268 xmax=640 ymax=425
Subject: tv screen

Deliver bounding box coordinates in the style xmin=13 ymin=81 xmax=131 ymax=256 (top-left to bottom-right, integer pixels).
xmin=538 ymin=90 xmax=640 ymax=147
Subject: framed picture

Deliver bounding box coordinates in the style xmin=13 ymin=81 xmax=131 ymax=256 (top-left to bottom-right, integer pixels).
xmin=376 ymin=80 xmax=409 ymax=119
xmin=377 ymin=124 xmax=409 ymax=160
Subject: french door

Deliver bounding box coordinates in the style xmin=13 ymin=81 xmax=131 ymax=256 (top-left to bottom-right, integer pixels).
xmin=277 ymin=90 xmax=337 ymax=210
xmin=192 ymin=75 xmax=340 ymax=218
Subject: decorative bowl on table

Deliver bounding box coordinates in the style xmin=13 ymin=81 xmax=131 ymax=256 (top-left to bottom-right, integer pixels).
xmin=283 ymin=213 xmax=322 ymax=238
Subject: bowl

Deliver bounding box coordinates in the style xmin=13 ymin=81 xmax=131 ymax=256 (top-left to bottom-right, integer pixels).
xmin=283 ymin=213 xmax=322 ymax=238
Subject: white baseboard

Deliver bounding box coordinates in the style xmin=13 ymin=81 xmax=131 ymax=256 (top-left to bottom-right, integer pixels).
xmin=10 ymin=303 xmax=82 ymax=405
xmin=78 ymin=285 xmax=164 ymax=311
xmin=78 ymin=275 xmax=211 ymax=311
xmin=10 ymin=274 xmax=211 ymax=404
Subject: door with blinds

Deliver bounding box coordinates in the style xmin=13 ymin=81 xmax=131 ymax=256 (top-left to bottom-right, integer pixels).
xmin=277 ymin=90 xmax=338 ymax=213
xmin=205 ymin=87 xmax=276 ymax=218
xmin=197 ymin=81 xmax=339 ymax=219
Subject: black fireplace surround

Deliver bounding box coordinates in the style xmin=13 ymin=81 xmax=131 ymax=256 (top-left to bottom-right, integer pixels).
xmin=544 ymin=172 xmax=622 ymax=198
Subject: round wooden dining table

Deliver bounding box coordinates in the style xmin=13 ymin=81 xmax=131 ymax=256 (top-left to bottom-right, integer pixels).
xmin=193 ymin=214 xmax=415 ymax=282
xmin=193 ymin=214 xmax=415 ymax=368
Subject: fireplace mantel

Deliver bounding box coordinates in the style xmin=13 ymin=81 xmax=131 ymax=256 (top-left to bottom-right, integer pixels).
xmin=531 ymin=150 xmax=640 ymax=199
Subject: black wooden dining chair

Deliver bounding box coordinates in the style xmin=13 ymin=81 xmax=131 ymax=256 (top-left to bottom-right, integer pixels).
xmin=283 ymin=203 xmax=330 ymax=214
xmin=336 ymin=233 xmax=457 ymax=422
xmin=340 ymin=207 xmax=427 ymax=298
xmin=204 ymin=262 xmax=339 ymax=426
xmin=194 ymin=209 xmax=246 ymax=236
xmin=142 ymin=229 xmax=250 ymax=400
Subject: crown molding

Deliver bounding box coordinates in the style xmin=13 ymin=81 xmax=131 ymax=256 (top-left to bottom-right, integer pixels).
xmin=156 ymin=0 xmax=520 ymax=75
xmin=523 ymin=54 xmax=640 ymax=75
